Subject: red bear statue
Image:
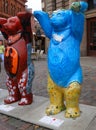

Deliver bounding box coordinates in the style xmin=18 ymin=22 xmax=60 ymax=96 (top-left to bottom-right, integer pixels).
xmin=0 ymin=12 xmax=34 ymax=105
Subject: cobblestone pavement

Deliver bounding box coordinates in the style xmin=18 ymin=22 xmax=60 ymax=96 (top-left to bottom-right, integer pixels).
xmin=0 ymin=57 xmax=96 ymax=130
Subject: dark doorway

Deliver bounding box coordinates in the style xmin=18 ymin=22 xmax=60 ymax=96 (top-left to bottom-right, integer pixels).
xmin=87 ymin=18 xmax=96 ymax=56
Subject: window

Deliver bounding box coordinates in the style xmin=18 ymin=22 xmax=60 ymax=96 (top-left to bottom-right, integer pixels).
xmin=3 ymin=0 xmax=5 ymax=12
xmin=13 ymin=5 xmax=15 ymax=15
xmin=52 ymin=0 xmax=56 ymax=11
xmin=54 ymin=0 xmax=56 ymax=10
xmin=5 ymin=0 xmax=8 ymax=13
xmin=88 ymin=0 xmax=96 ymax=10
xmin=93 ymin=0 xmax=96 ymax=6
xmin=87 ymin=18 xmax=96 ymax=56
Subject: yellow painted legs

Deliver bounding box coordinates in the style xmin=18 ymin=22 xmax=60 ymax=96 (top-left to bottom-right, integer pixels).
xmin=65 ymin=82 xmax=81 ymax=118
xmin=46 ymin=75 xmax=66 ymax=115
xmin=46 ymin=75 xmax=81 ymax=118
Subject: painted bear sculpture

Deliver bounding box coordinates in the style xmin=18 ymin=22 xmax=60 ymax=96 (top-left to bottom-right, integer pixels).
xmin=34 ymin=1 xmax=88 ymax=118
xmin=0 ymin=12 xmax=34 ymax=105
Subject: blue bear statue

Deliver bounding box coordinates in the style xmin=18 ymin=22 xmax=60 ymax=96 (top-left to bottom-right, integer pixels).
xmin=34 ymin=1 xmax=88 ymax=118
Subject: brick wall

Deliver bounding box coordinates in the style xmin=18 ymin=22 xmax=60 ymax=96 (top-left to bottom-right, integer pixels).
xmin=0 ymin=0 xmax=26 ymax=18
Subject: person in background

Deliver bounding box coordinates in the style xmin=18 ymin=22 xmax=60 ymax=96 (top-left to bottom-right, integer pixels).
xmin=0 ymin=40 xmax=4 ymax=61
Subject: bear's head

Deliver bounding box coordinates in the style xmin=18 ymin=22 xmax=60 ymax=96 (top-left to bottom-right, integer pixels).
xmin=3 ymin=16 xmax=23 ymax=35
xmin=50 ymin=9 xmax=71 ymax=31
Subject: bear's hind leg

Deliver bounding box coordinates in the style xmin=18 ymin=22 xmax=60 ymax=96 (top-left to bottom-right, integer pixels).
xmin=18 ymin=64 xmax=34 ymax=105
xmin=4 ymin=77 xmax=21 ymax=104
xmin=46 ymin=75 xmax=66 ymax=115
xmin=65 ymin=82 xmax=81 ymax=118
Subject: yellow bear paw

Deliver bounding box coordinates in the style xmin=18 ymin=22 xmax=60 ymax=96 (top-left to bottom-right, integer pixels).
xmin=65 ymin=107 xmax=80 ymax=118
xmin=46 ymin=104 xmax=66 ymax=115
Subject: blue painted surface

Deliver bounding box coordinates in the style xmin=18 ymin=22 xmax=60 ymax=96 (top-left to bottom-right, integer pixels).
xmin=34 ymin=1 xmax=88 ymax=88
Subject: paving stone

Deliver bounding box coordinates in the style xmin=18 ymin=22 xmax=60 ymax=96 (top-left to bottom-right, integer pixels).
xmin=18 ymin=122 xmax=32 ymax=130
xmin=0 ymin=118 xmax=17 ymax=130
xmin=86 ymin=116 xmax=96 ymax=130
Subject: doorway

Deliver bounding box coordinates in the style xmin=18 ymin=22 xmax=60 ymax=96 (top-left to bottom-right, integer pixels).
xmin=87 ymin=18 xmax=96 ymax=56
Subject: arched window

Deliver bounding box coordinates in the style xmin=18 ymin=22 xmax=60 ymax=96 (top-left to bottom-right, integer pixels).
xmin=5 ymin=0 xmax=8 ymax=13
xmin=3 ymin=0 xmax=6 ymax=12
xmin=10 ymin=3 xmax=13 ymax=15
xmin=13 ymin=5 xmax=15 ymax=15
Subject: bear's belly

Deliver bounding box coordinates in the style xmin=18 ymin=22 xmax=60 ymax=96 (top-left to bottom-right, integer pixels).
xmin=4 ymin=38 xmax=27 ymax=78
xmin=48 ymin=45 xmax=79 ymax=87
xmin=4 ymin=46 xmax=19 ymax=76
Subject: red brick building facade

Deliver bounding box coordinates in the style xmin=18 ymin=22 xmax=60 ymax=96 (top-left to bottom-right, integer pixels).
xmin=0 ymin=0 xmax=27 ymax=18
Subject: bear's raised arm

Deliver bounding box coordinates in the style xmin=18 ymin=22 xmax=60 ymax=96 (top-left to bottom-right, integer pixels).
xmin=70 ymin=1 xmax=88 ymax=41
xmin=17 ymin=11 xmax=32 ymax=28
xmin=34 ymin=11 xmax=52 ymax=39
xmin=17 ymin=11 xmax=33 ymax=43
